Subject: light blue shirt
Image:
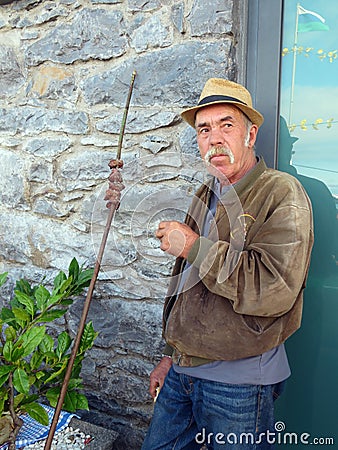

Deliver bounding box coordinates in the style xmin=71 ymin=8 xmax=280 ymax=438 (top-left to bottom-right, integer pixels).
xmin=173 ymin=172 xmax=291 ymax=385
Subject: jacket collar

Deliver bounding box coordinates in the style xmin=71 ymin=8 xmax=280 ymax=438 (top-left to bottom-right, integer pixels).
xmin=233 ymin=156 xmax=267 ymax=196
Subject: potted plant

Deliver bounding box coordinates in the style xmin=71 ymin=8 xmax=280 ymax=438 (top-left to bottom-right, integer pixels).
xmin=0 ymin=258 xmax=97 ymax=450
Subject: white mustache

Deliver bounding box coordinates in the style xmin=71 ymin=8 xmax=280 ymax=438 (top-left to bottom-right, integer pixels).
xmin=204 ymin=147 xmax=235 ymax=165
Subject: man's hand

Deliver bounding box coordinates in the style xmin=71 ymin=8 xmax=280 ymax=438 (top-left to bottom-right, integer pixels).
xmin=149 ymin=356 xmax=173 ymax=399
xmin=156 ymin=221 xmax=199 ymax=258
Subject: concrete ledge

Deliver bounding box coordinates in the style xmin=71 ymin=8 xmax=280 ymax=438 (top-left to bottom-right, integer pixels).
xmin=70 ymin=417 xmax=118 ymax=449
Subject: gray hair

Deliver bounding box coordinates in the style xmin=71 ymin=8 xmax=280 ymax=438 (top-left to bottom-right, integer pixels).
xmin=242 ymin=114 xmax=255 ymax=151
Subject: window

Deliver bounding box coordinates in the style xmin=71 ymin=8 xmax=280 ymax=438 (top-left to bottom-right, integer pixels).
xmin=247 ymin=0 xmax=338 ymax=445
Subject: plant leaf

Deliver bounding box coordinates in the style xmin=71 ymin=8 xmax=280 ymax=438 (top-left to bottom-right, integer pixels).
xmin=14 ymin=291 xmax=35 ymax=317
xmin=71 ymin=361 xmax=82 ymax=379
xmin=63 ymin=391 xmax=78 ymax=412
xmin=68 ymin=258 xmax=80 ymax=282
xmin=53 ymin=271 xmax=67 ymax=294
xmin=0 ymin=272 xmax=8 ymax=288
xmin=71 ymin=268 xmax=94 ymax=295
xmin=56 ymin=332 xmax=72 ymax=360
xmin=35 ymin=371 xmax=45 ymax=380
xmin=67 ymin=378 xmax=83 ymax=390
xmin=35 ymin=285 xmax=50 ymax=311
xmin=38 ymin=309 xmax=67 ymax=322
xmin=14 ymin=393 xmax=39 ymax=408
xmin=0 ymin=387 xmax=8 ymax=414
xmin=42 ymin=351 xmax=57 ymax=361
xmin=3 ymin=341 xmax=13 ymax=361
xmin=13 ymin=368 xmax=30 ymax=394
xmin=62 ymin=391 xmax=89 ymax=412
xmin=4 ymin=325 xmax=17 ymax=341
xmin=0 ymin=307 xmax=16 ymax=325
xmin=74 ymin=393 xmax=89 ymax=411
xmin=22 ymin=402 xmax=49 ymax=426
xmin=46 ymin=293 xmax=63 ymax=308
xmin=0 ymin=365 xmax=14 ymax=386
xmin=77 ymin=269 xmax=94 ymax=287
xmin=39 ymin=334 xmax=54 ymax=353
xmin=59 ymin=276 xmax=74 ymax=295
xmin=30 ymin=351 xmax=44 ymax=370
xmin=15 ymin=278 xmax=33 ymax=296
xmin=21 ymin=326 xmax=46 ymax=357
xmin=13 ymin=393 xmax=25 ymax=408
xmin=44 ymin=359 xmax=68 ymax=384
xmin=79 ymin=321 xmax=98 ymax=354
xmin=11 ymin=344 xmax=25 ymax=362
xmin=12 ymin=307 xmax=31 ymax=323
xmin=46 ymin=387 xmax=59 ymax=407
xmin=58 ymin=298 xmax=74 ymax=306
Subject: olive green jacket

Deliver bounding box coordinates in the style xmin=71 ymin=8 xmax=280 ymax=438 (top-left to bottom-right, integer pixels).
xmin=163 ymin=158 xmax=314 ymax=366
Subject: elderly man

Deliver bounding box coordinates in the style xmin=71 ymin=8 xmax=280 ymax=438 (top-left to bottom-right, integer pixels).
xmin=142 ymin=78 xmax=313 ymax=449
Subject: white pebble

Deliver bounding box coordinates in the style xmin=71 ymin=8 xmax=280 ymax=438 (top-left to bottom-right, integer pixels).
xmin=20 ymin=426 xmax=92 ymax=449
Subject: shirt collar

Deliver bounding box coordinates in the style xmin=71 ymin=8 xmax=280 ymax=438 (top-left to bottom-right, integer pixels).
xmin=212 ymin=156 xmax=261 ymax=196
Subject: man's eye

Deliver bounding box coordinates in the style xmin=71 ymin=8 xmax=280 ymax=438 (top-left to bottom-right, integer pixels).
xmin=199 ymin=128 xmax=209 ymax=134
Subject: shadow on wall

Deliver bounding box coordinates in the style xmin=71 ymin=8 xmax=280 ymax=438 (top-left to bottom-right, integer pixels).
xmin=276 ymin=116 xmax=338 ymax=443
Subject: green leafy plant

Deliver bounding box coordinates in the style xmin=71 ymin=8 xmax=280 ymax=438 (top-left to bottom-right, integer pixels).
xmin=0 ymin=258 xmax=97 ymax=450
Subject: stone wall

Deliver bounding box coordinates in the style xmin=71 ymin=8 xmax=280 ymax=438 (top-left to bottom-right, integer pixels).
xmin=0 ymin=0 xmax=246 ymax=448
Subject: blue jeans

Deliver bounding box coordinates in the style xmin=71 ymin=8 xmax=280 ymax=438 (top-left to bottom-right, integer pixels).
xmin=142 ymin=367 xmax=284 ymax=450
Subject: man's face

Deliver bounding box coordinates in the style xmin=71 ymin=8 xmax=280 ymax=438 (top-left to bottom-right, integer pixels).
xmin=195 ymin=104 xmax=258 ymax=184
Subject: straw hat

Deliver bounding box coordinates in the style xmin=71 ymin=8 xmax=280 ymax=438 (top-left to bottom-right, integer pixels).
xmin=181 ymin=78 xmax=264 ymax=128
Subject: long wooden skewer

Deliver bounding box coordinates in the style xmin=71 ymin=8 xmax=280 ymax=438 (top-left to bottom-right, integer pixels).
xmin=116 ymin=71 xmax=137 ymax=159
xmin=44 ymin=70 xmax=137 ymax=450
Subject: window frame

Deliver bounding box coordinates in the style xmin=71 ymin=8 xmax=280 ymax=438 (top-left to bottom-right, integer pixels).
xmin=245 ymin=0 xmax=284 ymax=168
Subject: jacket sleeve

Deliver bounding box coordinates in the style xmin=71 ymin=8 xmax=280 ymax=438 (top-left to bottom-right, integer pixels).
xmin=187 ymin=189 xmax=314 ymax=318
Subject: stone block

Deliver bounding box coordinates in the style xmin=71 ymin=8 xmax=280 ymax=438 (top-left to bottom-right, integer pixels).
xmin=70 ymin=417 xmax=118 ymax=449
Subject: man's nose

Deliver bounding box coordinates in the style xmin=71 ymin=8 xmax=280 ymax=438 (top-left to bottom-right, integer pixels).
xmin=209 ymin=126 xmax=224 ymax=146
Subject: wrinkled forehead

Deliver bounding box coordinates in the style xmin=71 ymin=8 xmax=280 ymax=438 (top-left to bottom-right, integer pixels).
xmin=195 ymin=103 xmax=245 ymax=125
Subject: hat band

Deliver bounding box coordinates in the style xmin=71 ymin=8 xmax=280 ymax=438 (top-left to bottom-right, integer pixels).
xmin=198 ymin=95 xmax=247 ymax=106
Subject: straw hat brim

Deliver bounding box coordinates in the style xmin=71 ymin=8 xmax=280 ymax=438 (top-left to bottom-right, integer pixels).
xmin=181 ymin=100 xmax=264 ymax=128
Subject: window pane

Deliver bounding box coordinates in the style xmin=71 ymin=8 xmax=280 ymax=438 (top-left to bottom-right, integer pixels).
xmin=277 ymin=0 xmax=338 ymax=444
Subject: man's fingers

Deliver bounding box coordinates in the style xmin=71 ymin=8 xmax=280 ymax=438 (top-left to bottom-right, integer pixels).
xmin=149 ymin=378 xmax=160 ymax=399
xmin=148 ymin=357 xmax=172 ymax=398
xmin=155 ymin=221 xmax=197 ymax=258
xmin=155 ymin=222 xmax=168 ymax=239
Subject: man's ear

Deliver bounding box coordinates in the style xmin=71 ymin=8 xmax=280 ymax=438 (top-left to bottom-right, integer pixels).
xmin=249 ymin=125 xmax=258 ymax=148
